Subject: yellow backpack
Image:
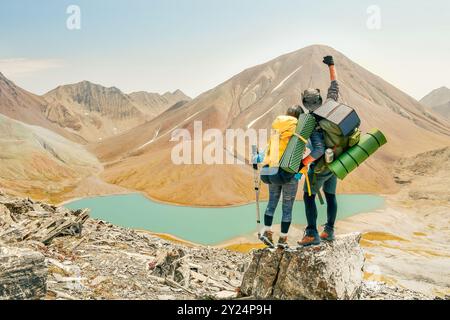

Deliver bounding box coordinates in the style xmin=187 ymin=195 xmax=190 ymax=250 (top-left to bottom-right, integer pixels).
xmin=263 ymin=115 xmax=298 ymax=167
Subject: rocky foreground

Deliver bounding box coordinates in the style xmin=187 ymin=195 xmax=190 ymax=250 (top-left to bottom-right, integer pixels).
xmin=0 ymin=191 xmax=434 ymax=300
xmin=0 ymin=192 xmax=246 ymax=300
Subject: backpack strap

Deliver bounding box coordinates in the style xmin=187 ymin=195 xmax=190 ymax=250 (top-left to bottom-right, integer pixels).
xmin=292 ymin=132 xmax=308 ymax=144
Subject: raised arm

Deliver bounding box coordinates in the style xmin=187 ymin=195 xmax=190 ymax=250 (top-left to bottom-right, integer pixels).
xmin=329 ymin=64 xmax=337 ymax=81
xmin=323 ymin=55 xmax=339 ymax=102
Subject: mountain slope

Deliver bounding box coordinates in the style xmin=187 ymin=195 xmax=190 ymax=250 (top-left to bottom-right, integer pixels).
xmin=0 ymin=72 xmax=84 ymax=143
xmin=90 ymin=45 xmax=450 ymax=206
xmin=129 ymin=90 xmax=191 ymax=118
xmin=43 ymin=81 xmax=190 ymax=142
xmin=43 ymin=81 xmax=144 ymax=142
xmin=420 ymin=86 xmax=450 ymax=120
xmin=0 ymin=113 xmax=101 ymax=202
xmin=428 ymin=102 xmax=450 ymax=120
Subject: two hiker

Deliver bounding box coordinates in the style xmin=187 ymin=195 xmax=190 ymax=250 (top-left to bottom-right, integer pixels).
xmin=257 ymin=55 xmax=340 ymax=248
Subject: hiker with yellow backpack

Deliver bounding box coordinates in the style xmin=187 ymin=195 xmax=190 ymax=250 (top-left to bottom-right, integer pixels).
xmin=255 ymin=106 xmax=304 ymax=249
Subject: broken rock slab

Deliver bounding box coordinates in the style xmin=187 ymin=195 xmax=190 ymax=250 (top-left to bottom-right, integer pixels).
xmin=240 ymin=233 xmax=365 ymax=300
xmin=0 ymin=245 xmax=48 ymax=300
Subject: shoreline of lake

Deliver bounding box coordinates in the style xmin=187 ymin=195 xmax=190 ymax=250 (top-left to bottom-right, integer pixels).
xmin=58 ymin=190 xmax=260 ymax=209
xmin=65 ymin=193 xmax=386 ymax=246
xmin=60 ymin=189 xmax=389 ymax=209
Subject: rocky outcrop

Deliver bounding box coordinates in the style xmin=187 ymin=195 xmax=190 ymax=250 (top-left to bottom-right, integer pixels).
xmin=0 ymin=245 xmax=47 ymax=300
xmin=0 ymin=194 xmax=89 ymax=245
xmin=240 ymin=233 xmax=365 ymax=300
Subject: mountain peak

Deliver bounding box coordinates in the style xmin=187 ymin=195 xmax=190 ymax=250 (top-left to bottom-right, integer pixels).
xmin=49 ymin=80 xmax=125 ymax=96
xmin=161 ymin=89 xmax=191 ymax=101
xmin=420 ymin=86 xmax=450 ymax=108
xmin=171 ymin=89 xmax=190 ymax=99
xmin=303 ymin=44 xmax=338 ymax=51
xmin=70 ymin=80 xmax=93 ymax=87
xmin=283 ymin=44 xmax=341 ymax=59
xmin=428 ymin=86 xmax=450 ymax=95
xmin=173 ymin=89 xmax=184 ymax=95
xmin=77 ymin=80 xmax=103 ymax=89
xmin=420 ymin=86 xmax=450 ymax=120
xmin=435 ymin=86 xmax=450 ymax=93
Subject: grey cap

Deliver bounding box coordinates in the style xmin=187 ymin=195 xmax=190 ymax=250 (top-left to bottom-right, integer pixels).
xmin=302 ymin=88 xmax=323 ymax=111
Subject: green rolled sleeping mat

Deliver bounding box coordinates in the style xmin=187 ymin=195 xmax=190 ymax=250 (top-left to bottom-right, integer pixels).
xmin=347 ymin=145 xmax=369 ymax=165
xmin=280 ymin=113 xmax=316 ymax=173
xmin=338 ymin=153 xmax=358 ymax=172
xmin=357 ymin=134 xmax=379 ymax=155
xmin=328 ymin=129 xmax=387 ymax=180
xmin=358 ymin=129 xmax=388 ymax=155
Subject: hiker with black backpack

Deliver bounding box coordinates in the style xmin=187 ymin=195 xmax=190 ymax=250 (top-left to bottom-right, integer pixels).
xmin=298 ymin=55 xmax=351 ymax=247
xmin=255 ymin=105 xmax=305 ymax=249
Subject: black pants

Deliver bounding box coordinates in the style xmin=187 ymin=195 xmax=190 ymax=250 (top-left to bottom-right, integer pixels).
xmin=304 ymin=192 xmax=337 ymax=235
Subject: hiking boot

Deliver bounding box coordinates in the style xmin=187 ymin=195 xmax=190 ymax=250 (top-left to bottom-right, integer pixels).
xmin=277 ymin=236 xmax=289 ymax=249
xmin=259 ymin=230 xmax=274 ymax=248
xmin=320 ymin=228 xmax=335 ymax=241
xmin=297 ymin=233 xmax=321 ymax=247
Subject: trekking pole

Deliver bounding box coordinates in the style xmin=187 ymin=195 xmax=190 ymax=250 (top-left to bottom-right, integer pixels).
xmin=296 ymin=165 xmax=313 ymax=197
xmin=304 ymin=171 xmax=312 ymax=197
xmin=251 ymin=145 xmax=262 ymax=237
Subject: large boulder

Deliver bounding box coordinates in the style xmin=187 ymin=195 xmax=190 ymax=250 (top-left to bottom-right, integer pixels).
xmin=0 ymin=245 xmax=48 ymax=300
xmin=240 ymin=233 xmax=365 ymax=300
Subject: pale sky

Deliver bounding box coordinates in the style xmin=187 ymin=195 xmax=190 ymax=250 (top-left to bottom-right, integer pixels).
xmin=0 ymin=0 xmax=449 ymax=100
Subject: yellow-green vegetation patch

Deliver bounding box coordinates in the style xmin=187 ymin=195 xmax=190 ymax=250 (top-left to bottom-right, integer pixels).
xmin=360 ymin=239 xmax=376 ymax=248
xmin=225 ymin=243 xmax=267 ymax=253
xmin=362 ymin=232 xmax=409 ymax=242
xmin=413 ymin=232 xmax=427 ymax=237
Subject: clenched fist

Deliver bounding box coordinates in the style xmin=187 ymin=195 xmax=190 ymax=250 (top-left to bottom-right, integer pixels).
xmin=323 ymin=56 xmax=335 ymax=66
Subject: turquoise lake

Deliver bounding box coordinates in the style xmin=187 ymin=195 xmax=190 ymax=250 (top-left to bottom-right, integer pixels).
xmin=65 ymin=194 xmax=384 ymax=245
